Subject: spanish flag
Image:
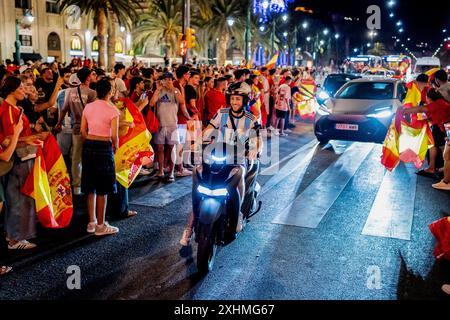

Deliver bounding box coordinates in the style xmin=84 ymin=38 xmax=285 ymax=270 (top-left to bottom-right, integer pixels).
xmin=115 ymin=98 xmax=154 ymax=188
xmin=295 ymin=79 xmax=317 ymax=120
xmin=381 ymin=111 xmax=434 ymax=171
xmin=21 ymin=135 xmax=73 ymax=228
xmin=404 ymin=81 xmax=425 ymax=122
xmin=426 ymin=68 xmax=440 ymax=83
xmin=404 ymin=81 xmax=421 ymax=107
xmin=265 ymin=51 xmax=279 ymax=70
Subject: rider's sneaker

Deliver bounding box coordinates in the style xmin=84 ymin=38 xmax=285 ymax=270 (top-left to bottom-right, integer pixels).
xmin=180 ymin=228 xmax=193 ymax=246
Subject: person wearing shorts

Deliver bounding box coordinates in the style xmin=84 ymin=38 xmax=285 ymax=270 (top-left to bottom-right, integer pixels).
xmin=273 ymin=76 xmax=292 ymax=137
xmin=150 ymin=72 xmax=188 ymax=182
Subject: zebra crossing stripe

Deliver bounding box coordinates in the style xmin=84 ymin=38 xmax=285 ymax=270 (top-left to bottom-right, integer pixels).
xmin=362 ymin=163 xmax=416 ymax=241
xmin=272 ymin=143 xmax=374 ymax=229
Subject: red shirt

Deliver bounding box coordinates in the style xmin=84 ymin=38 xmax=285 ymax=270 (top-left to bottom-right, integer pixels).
xmin=205 ymin=89 xmax=226 ymax=121
xmin=426 ymin=99 xmax=450 ymax=130
xmin=0 ymin=100 xmax=33 ymax=139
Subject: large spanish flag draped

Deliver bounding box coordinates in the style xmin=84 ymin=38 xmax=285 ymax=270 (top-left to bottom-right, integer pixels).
xmin=265 ymin=51 xmax=279 ymax=70
xmin=381 ymin=111 xmax=434 ymax=171
xmin=115 ymin=98 xmax=154 ymax=188
xmin=21 ymin=134 xmax=73 ymax=228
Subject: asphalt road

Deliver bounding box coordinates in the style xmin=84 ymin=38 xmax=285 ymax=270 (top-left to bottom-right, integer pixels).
xmin=1 ymin=122 xmax=450 ymax=300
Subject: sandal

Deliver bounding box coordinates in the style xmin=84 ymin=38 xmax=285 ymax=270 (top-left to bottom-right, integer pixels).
xmin=8 ymin=240 xmax=37 ymax=250
xmin=0 ymin=266 xmax=12 ymax=276
xmin=127 ymin=210 xmax=138 ymax=217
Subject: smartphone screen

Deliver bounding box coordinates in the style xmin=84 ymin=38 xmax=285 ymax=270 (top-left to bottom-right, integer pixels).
xmin=445 ymin=123 xmax=450 ymax=140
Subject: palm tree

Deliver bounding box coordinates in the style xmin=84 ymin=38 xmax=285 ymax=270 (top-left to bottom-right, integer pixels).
xmin=132 ymin=0 xmax=182 ymax=59
xmin=57 ymin=0 xmax=141 ymax=69
xmin=201 ymin=0 xmax=248 ymax=66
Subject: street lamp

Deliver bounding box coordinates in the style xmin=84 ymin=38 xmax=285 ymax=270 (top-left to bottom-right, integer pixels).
xmin=120 ymin=26 xmax=125 ymax=33
xmin=227 ymin=17 xmax=235 ymax=27
xmin=389 ymin=13 xmax=394 ymax=18
xmin=259 ymin=26 xmax=266 ymax=32
xmin=282 ymin=14 xmax=288 ymax=22
xmin=323 ymin=29 xmax=329 ymax=36
xmin=15 ymin=9 xmax=35 ymax=64
xmin=283 ymin=32 xmax=288 ymax=37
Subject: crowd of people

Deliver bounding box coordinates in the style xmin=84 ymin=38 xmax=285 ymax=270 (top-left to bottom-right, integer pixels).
xmin=0 ymin=57 xmax=320 ymax=276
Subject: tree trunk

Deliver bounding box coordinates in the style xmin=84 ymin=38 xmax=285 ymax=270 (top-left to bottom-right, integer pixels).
xmin=97 ymin=8 xmax=107 ymax=69
xmin=217 ymin=31 xmax=229 ymax=67
xmin=107 ymin=15 xmax=116 ymax=72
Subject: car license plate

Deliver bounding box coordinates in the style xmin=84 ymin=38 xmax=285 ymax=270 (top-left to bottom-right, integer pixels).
xmin=335 ymin=124 xmax=359 ymax=131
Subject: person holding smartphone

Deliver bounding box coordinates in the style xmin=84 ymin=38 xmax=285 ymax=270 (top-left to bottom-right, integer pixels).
xmin=401 ymin=89 xmax=450 ymax=190
xmin=129 ymin=76 xmax=149 ymax=111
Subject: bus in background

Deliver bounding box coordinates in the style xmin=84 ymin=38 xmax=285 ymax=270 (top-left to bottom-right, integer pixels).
xmin=412 ymin=57 xmax=441 ymax=79
xmin=346 ymin=55 xmax=383 ymax=74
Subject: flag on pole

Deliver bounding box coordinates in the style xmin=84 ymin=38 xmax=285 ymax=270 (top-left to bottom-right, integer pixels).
xmin=265 ymin=51 xmax=279 ymax=69
xmin=114 ymin=98 xmax=154 ymax=188
xmin=381 ymin=120 xmax=400 ymax=172
xmin=403 ymin=81 xmax=422 ymax=108
xmin=21 ymin=134 xmax=73 ymax=228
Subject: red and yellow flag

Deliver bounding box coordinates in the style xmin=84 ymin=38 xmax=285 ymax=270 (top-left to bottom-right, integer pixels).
xmin=404 ymin=81 xmax=421 ymax=107
xmin=295 ymin=79 xmax=317 ymax=120
xmin=381 ymin=111 xmax=434 ymax=171
xmin=265 ymin=51 xmax=279 ymax=70
xmin=21 ymin=135 xmax=73 ymax=228
xmin=115 ymin=98 xmax=154 ymax=188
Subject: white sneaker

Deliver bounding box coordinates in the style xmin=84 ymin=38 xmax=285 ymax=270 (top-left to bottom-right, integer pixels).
xmin=285 ymin=129 xmax=292 ymax=133
xmin=175 ymin=169 xmax=192 ymax=177
xmin=279 ymin=132 xmax=288 ymax=137
xmin=95 ymin=222 xmax=119 ymax=236
xmin=87 ymin=222 xmax=96 ymax=234
xmin=139 ymin=168 xmax=152 ymax=176
xmin=432 ymin=180 xmax=450 ymax=191
xmin=73 ymin=187 xmax=83 ymax=195
xmin=442 ymin=284 xmax=450 ymax=295
xmin=273 ymin=130 xmax=280 ymax=136
xmin=180 ymin=228 xmax=193 ymax=246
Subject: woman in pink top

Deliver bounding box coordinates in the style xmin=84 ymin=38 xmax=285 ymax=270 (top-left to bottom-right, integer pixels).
xmin=80 ymin=79 xmax=120 ymax=236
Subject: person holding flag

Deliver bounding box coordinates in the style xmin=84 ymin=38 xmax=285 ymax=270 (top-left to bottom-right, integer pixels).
xmin=80 ymin=79 xmax=120 ymax=236
xmin=401 ymin=89 xmax=450 ymax=189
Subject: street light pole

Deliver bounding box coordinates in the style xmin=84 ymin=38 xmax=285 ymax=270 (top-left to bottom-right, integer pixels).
xmin=15 ymin=19 xmax=21 ymax=64
xmin=245 ymin=9 xmax=251 ymax=63
xmin=271 ymin=19 xmax=276 ymax=56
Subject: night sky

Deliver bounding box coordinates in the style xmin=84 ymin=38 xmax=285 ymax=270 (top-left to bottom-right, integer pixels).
xmin=290 ymin=0 xmax=450 ymax=50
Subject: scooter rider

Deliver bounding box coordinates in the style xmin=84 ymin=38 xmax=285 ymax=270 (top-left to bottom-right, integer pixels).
xmin=179 ymin=81 xmax=263 ymax=246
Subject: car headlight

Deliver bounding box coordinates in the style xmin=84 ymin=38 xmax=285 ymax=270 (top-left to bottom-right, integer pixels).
xmin=318 ymin=91 xmax=330 ymax=100
xmin=197 ymin=185 xmax=228 ymax=197
xmin=316 ymin=104 xmax=331 ymax=116
xmin=367 ymin=107 xmax=393 ymax=118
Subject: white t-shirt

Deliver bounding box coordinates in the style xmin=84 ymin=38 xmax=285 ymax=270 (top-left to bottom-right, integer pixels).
xmin=275 ymin=84 xmax=291 ymax=111
xmin=114 ymin=77 xmax=128 ymax=99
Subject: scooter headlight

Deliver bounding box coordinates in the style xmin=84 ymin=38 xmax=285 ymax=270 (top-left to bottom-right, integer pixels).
xmin=211 ymin=154 xmax=227 ymax=163
xmin=197 ymin=185 xmax=228 ymax=197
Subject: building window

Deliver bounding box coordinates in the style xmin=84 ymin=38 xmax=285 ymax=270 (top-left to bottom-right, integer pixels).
xmin=46 ymin=1 xmax=60 ymax=14
xmin=115 ymin=40 xmax=123 ymax=54
xmin=92 ymin=37 xmax=99 ymax=52
xmin=20 ymin=35 xmax=32 ymax=46
xmin=70 ymin=36 xmax=82 ymax=51
xmin=15 ymin=0 xmax=31 ymax=9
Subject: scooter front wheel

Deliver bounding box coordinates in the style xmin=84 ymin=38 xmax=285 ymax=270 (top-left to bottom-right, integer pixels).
xmin=197 ymin=223 xmax=217 ymax=274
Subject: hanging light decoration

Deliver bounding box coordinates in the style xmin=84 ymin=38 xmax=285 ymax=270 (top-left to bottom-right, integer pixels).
xmin=254 ymin=0 xmax=293 ymax=22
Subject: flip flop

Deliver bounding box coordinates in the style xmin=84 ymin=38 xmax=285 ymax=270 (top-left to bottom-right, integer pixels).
xmin=127 ymin=210 xmax=138 ymax=217
xmin=0 ymin=266 xmax=12 ymax=276
xmin=416 ymin=170 xmax=436 ymax=178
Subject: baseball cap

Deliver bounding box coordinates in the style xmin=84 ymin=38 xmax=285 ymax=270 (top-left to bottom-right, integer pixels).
xmin=69 ymin=73 xmax=81 ymax=86
xmin=162 ymin=72 xmax=174 ymax=80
